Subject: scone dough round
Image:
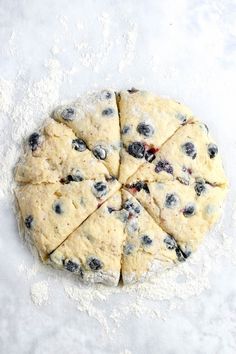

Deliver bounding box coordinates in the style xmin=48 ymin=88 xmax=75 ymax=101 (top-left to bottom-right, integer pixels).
xmin=15 ymin=89 xmax=228 ymax=286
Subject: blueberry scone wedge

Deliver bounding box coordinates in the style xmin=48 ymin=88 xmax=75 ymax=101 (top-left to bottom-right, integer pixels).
xmin=15 ymin=177 xmax=120 ymax=261
xmin=50 ymin=192 xmax=125 ymax=286
xmin=15 ymin=120 xmax=110 ymax=184
xmin=126 ymin=179 xmax=227 ymax=257
xmin=52 ymin=90 xmax=120 ymax=178
xmin=118 ymin=89 xmax=194 ymax=183
xmin=127 ymin=120 xmax=227 ymax=187
xmin=121 ymin=190 xmax=184 ymax=285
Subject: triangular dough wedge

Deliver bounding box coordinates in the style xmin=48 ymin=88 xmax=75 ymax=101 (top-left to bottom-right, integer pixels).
xmin=118 ymin=89 xmax=194 ymax=183
xmin=16 ymin=177 xmax=120 ymax=260
xmin=126 ymin=179 xmax=227 ymax=256
xmin=121 ymin=190 xmax=182 ymax=285
xmin=52 ymin=90 xmax=120 ymax=178
xmin=15 ymin=120 xmax=109 ymax=184
xmin=127 ymin=121 xmax=228 ymax=187
xmin=50 ymin=192 xmax=125 ymax=286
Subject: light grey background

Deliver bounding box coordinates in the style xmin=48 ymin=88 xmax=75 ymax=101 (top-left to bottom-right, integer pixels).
xmin=0 ymin=1 xmax=236 ymax=353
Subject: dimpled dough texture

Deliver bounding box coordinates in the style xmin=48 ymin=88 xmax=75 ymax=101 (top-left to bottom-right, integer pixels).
xmin=15 ymin=89 xmax=228 ymax=286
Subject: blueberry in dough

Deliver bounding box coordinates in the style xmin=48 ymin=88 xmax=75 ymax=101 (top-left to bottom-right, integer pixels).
xmin=194 ymin=179 xmax=206 ymax=196
xmin=145 ymin=148 xmax=156 ymax=162
xmin=127 ymin=88 xmax=139 ymax=93
xmin=183 ymin=203 xmax=196 ymax=217
xmin=92 ymin=181 xmax=108 ymax=198
xmin=28 ymin=132 xmax=40 ymax=151
xmin=61 ymin=107 xmax=76 ymax=121
xmin=124 ymin=200 xmax=141 ymax=215
xmin=181 ymin=142 xmax=197 ymax=159
xmin=208 ymin=143 xmax=218 ymax=159
xmin=87 ymin=257 xmax=103 ymax=271
xmin=176 ymin=113 xmax=187 ymax=124
xmin=107 ymin=207 xmax=114 ymax=213
xmin=129 ymin=181 xmax=150 ymax=194
xmin=72 ymin=138 xmax=87 ymax=152
xmin=102 ymin=108 xmax=114 ymax=116
xmin=137 ymin=122 xmax=154 ymax=137
xmin=121 ymin=125 xmax=131 ymax=135
xmin=164 ymin=235 xmax=177 ymax=250
xmin=67 ymin=170 xmax=84 ymax=182
xmin=92 ymin=145 xmax=107 ymax=160
xmin=165 ymin=193 xmax=179 ymax=209
xmin=53 ymin=201 xmax=64 ymax=214
xmin=25 ymin=215 xmax=33 ymax=229
xmin=101 ymin=90 xmax=112 ymax=100
xmin=63 ymin=259 xmax=80 ymax=273
xmin=123 ymin=244 xmax=134 ymax=255
xmin=155 ymin=159 xmax=173 ymax=174
xmin=141 ymin=235 xmax=153 ymax=246
xmin=128 ymin=142 xmax=145 ymax=159
xmin=176 ymin=246 xmax=191 ymax=262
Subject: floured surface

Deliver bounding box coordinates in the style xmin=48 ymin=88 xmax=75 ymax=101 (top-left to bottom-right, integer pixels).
xmin=1 ymin=1 xmax=236 ymax=354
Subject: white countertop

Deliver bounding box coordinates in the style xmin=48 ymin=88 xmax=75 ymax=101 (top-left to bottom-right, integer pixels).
xmin=1 ymin=1 xmax=236 ymax=353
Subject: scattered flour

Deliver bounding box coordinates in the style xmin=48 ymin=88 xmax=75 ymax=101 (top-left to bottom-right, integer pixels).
xmin=0 ymin=79 xmax=14 ymax=113
xmin=30 ymin=281 xmax=49 ymax=306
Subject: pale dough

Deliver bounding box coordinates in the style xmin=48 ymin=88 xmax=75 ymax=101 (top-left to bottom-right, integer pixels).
xmin=50 ymin=192 xmax=125 ymax=286
xmin=125 ymin=179 xmax=227 ymax=256
xmin=14 ymin=89 xmax=228 ymax=285
xmin=52 ymin=90 xmax=120 ymax=178
xmin=118 ymin=90 xmax=194 ymax=183
xmin=16 ymin=177 xmax=120 ymax=260
xmin=127 ymin=121 xmax=227 ymax=187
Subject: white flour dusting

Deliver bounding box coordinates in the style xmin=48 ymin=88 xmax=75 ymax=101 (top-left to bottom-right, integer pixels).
xmin=30 ymin=281 xmax=49 ymax=306
xmin=1 ymin=9 xmax=235 ymax=337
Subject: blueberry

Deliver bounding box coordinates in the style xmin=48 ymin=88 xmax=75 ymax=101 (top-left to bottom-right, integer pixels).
xmin=28 ymin=132 xmax=40 ymax=151
xmin=87 ymin=257 xmax=103 ymax=271
xmin=176 ymin=245 xmax=191 ymax=262
xmin=175 ymin=247 xmax=186 ymax=262
xmin=145 ymin=148 xmax=156 ymax=162
xmin=137 ymin=122 xmax=154 ymax=137
xmin=183 ymin=203 xmax=196 ymax=217
xmin=61 ymin=107 xmax=75 ymax=121
xmin=194 ymin=179 xmax=206 ymax=196
xmin=25 ymin=215 xmax=33 ymax=229
xmin=127 ymin=88 xmax=139 ymax=93
xmin=208 ymin=143 xmax=218 ymax=159
xmin=63 ymin=260 xmax=80 ymax=273
xmin=107 ymin=207 xmax=114 ymax=213
xmin=164 ymin=235 xmax=177 ymax=250
xmin=92 ymin=181 xmax=108 ymax=198
xmin=53 ymin=201 xmax=63 ymax=214
xmin=129 ymin=181 xmax=150 ymax=194
xmin=102 ymin=108 xmax=114 ymax=116
xmin=124 ymin=200 xmax=141 ymax=215
xmin=67 ymin=170 xmax=84 ymax=182
xmin=101 ymin=90 xmax=112 ymax=100
xmin=72 ymin=138 xmax=87 ymax=152
xmin=181 ymin=142 xmax=197 ymax=159
xmin=123 ymin=244 xmax=134 ymax=255
xmin=176 ymin=113 xmax=187 ymax=124
xmin=121 ymin=125 xmax=131 ymax=135
xmin=128 ymin=142 xmax=145 ymax=159
xmin=141 ymin=235 xmax=153 ymax=246
xmin=165 ymin=193 xmax=179 ymax=209
xmin=93 ymin=145 xmax=107 ymax=160
xmin=155 ymin=160 xmax=173 ymax=174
